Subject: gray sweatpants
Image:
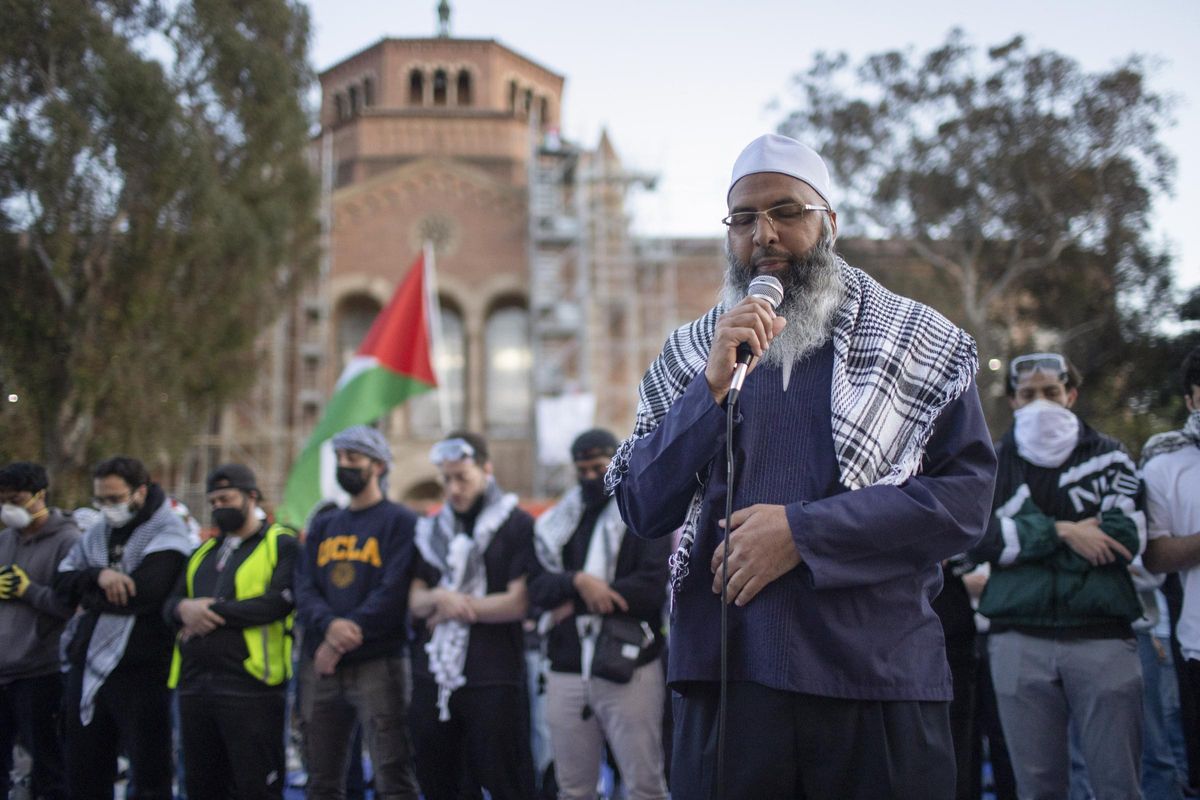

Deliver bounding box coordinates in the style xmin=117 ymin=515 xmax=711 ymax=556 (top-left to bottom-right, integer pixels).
xmin=545 ymin=662 xmax=668 ymax=800
xmin=989 ymin=630 xmax=1144 ymax=800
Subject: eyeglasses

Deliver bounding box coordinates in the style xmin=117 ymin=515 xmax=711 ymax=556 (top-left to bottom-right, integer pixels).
xmin=1009 ymin=352 xmax=1068 ymax=382
xmin=429 ymin=437 xmax=476 ymax=465
xmin=721 ymin=202 xmax=830 ymax=233
xmin=92 ymin=492 xmax=132 ymax=508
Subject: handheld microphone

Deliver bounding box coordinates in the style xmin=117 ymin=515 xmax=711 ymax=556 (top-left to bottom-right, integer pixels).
xmin=727 ymin=274 xmax=784 ymax=403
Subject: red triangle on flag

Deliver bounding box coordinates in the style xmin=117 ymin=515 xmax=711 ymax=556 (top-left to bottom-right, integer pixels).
xmin=356 ymin=253 xmax=438 ymax=386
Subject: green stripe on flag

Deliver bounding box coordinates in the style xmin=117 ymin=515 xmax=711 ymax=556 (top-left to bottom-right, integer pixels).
xmin=278 ymin=366 xmax=433 ymax=528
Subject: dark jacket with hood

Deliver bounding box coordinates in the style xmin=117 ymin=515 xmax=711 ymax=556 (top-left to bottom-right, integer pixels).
xmin=0 ymin=509 xmax=80 ymax=682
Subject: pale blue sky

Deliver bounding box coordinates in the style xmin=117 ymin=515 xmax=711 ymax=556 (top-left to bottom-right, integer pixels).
xmin=308 ymin=0 xmax=1200 ymax=293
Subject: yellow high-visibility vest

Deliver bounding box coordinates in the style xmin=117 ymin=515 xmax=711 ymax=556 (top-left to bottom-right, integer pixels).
xmin=168 ymin=523 xmax=294 ymax=688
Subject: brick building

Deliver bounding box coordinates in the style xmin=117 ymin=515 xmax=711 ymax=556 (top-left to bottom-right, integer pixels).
xmin=170 ymin=24 xmax=960 ymax=517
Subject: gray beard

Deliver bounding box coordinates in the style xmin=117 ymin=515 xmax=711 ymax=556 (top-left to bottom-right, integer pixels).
xmin=721 ymin=233 xmax=845 ymax=369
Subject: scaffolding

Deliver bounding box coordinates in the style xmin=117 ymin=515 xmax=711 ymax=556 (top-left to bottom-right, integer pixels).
xmin=527 ymin=121 xmax=662 ymax=499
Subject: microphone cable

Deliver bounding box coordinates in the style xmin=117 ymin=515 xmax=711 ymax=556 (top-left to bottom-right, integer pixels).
xmin=717 ymin=377 xmax=740 ymax=800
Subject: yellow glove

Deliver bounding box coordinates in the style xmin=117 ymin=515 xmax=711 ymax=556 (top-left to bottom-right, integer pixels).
xmin=0 ymin=564 xmax=30 ymax=600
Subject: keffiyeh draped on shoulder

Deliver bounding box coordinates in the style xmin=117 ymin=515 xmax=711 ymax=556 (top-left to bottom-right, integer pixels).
xmin=1140 ymin=410 xmax=1200 ymax=468
xmin=58 ymin=499 xmax=193 ymax=724
xmin=415 ymin=479 xmax=518 ymax=721
xmin=605 ymin=258 xmax=978 ymax=595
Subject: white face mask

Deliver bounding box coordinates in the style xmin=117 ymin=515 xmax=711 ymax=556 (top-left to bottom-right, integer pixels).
xmin=1014 ymin=399 xmax=1080 ymax=468
xmin=100 ymin=502 xmax=136 ymax=528
xmin=1 ymin=504 xmax=32 ymax=530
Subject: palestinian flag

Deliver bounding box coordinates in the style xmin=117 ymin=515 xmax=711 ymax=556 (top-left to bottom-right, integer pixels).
xmin=279 ymin=253 xmax=436 ymax=527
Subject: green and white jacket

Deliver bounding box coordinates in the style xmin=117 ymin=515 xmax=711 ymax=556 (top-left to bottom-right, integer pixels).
xmin=975 ymin=422 xmax=1145 ymax=631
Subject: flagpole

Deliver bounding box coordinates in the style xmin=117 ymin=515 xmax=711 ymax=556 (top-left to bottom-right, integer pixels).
xmin=423 ymin=240 xmax=452 ymax=435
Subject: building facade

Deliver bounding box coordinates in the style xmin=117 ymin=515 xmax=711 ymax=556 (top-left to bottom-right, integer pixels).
xmin=170 ymin=27 xmax=958 ymax=519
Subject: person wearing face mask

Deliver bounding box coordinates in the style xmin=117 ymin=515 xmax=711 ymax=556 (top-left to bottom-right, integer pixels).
xmin=292 ymin=424 xmax=421 ymax=800
xmin=528 ymin=429 xmax=671 ymax=800
xmin=1142 ymin=345 xmax=1200 ymax=794
xmin=407 ymin=430 xmax=538 ymax=800
xmin=54 ymin=455 xmax=193 ymax=800
xmin=162 ymin=463 xmax=297 ymax=799
xmin=0 ymin=462 xmax=80 ymax=800
xmin=972 ymin=353 xmax=1146 ymax=800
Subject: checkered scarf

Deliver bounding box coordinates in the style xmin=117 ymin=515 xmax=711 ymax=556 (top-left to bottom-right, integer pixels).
xmin=58 ymin=495 xmax=193 ymax=724
xmin=605 ymin=258 xmax=978 ymax=595
xmin=414 ymin=479 xmax=518 ymax=721
xmin=1139 ymin=410 xmax=1200 ymax=468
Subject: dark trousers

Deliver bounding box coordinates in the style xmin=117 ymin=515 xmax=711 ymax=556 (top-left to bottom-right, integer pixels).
xmin=0 ymin=672 xmax=67 ymax=800
xmin=62 ymin=665 xmax=173 ymax=800
xmin=1165 ymin=573 xmax=1200 ymax=791
xmin=972 ymin=636 xmax=1016 ymax=800
xmin=410 ymin=678 xmax=535 ymax=800
xmin=1185 ymin=659 xmax=1200 ymax=790
xmin=299 ymin=654 xmax=419 ymax=800
xmin=179 ymin=691 xmax=285 ymax=800
xmin=946 ymin=633 xmax=979 ymax=800
xmin=670 ymin=680 xmax=956 ymax=800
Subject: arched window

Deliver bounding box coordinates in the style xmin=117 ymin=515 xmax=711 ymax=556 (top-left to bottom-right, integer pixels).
xmin=348 ymin=85 xmax=360 ymax=116
xmin=363 ymin=77 xmax=375 ymax=108
xmin=432 ymin=69 xmax=448 ymax=106
xmin=485 ymin=305 xmax=532 ymax=436
xmin=508 ymin=80 xmax=518 ymax=113
xmin=457 ymin=70 xmax=472 ymax=106
xmin=408 ymin=304 xmax=466 ymax=436
xmin=409 ymin=69 xmax=424 ymax=105
xmin=523 ymin=88 xmax=533 ymax=116
xmin=334 ymin=93 xmax=347 ymax=122
xmin=336 ymin=294 xmax=382 ymax=370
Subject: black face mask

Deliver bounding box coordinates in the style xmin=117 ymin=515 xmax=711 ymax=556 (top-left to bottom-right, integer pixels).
xmin=579 ymin=477 xmax=608 ymax=508
xmin=336 ymin=466 xmax=370 ymax=496
xmin=212 ymin=504 xmax=246 ymax=534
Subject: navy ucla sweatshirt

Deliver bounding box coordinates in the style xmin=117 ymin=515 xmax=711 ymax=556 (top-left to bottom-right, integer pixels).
xmin=294 ymin=499 xmax=417 ymax=663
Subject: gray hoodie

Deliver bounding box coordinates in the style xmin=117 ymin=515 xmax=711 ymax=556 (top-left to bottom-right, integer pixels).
xmin=0 ymin=509 xmax=80 ymax=683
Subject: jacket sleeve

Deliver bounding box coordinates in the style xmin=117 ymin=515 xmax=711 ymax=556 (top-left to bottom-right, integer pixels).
xmin=162 ymin=566 xmax=189 ymax=627
xmin=75 ymin=551 xmax=187 ymax=616
xmin=211 ymin=534 xmax=298 ymax=628
xmin=54 ymin=564 xmax=102 ymax=610
xmin=22 ymin=534 xmax=79 ymax=620
xmin=293 ymin=518 xmax=336 ymax=639
xmin=985 ymin=489 xmax=1065 ymax=567
xmin=614 ymin=373 xmax=730 ymax=540
xmin=1098 ymin=451 xmax=1146 ymax=557
xmin=1054 ymin=445 xmax=1146 ymax=572
xmin=609 ymin=532 xmax=671 ymax=618
xmin=527 ymin=569 xmax=577 ymax=611
xmin=345 ymin=514 xmax=415 ymax=640
xmin=786 ymin=382 xmax=998 ymax=590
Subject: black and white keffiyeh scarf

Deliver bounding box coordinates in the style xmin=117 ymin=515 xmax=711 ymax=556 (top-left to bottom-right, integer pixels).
xmin=534 ymin=489 xmax=627 ymax=677
xmin=533 ymin=487 xmax=625 ymax=577
xmin=415 ymin=479 xmax=518 ymax=720
xmin=58 ymin=497 xmax=193 ymax=724
xmin=604 ymin=258 xmax=978 ymax=595
xmin=1140 ymin=410 xmax=1200 ymax=468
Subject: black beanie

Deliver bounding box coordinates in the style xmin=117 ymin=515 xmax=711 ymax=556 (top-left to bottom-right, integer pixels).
xmin=570 ymin=428 xmax=619 ymax=462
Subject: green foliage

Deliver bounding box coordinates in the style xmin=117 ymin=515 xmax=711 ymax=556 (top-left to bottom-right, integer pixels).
xmin=780 ymin=30 xmax=1178 ymax=442
xmin=0 ymin=0 xmax=319 ymax=503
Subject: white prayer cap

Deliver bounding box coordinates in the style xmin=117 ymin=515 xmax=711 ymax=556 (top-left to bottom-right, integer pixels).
xmin=728 ymin=134 xmax=833 ymax=209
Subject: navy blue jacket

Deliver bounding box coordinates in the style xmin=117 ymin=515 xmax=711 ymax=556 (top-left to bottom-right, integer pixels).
xmin=615 ymin=341 xmax=997 ymax=701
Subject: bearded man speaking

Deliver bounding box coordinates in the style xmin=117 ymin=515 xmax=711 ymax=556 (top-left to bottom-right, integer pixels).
xmin=607 ymin=134 xmax=998 ymax=799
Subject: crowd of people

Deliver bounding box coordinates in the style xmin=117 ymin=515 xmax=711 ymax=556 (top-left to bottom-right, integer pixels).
xmin=1 ymin=133 xmax=1199 ymax=800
